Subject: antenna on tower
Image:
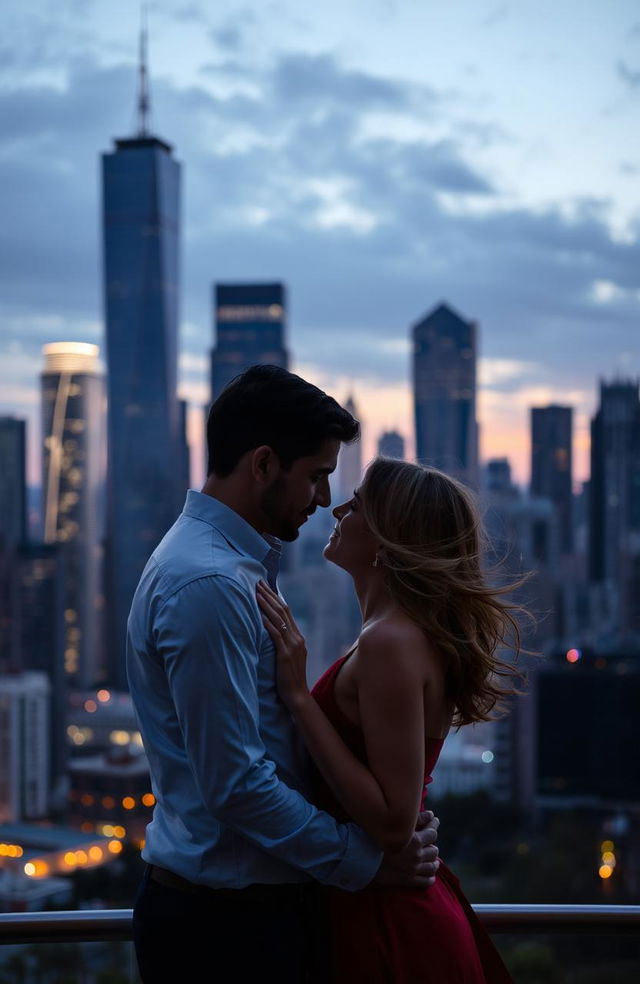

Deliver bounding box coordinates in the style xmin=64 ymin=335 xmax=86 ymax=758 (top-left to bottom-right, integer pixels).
xmin=137 ymin=6 xmax=150 ymax=136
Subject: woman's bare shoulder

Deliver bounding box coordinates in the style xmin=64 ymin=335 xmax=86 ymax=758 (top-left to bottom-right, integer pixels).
xmin=357 ymin=615 xmax=439 ymax=683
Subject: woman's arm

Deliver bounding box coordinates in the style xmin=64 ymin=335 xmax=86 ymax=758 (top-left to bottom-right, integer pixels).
xmin=257 ymin=582 xmax=427 ymax=853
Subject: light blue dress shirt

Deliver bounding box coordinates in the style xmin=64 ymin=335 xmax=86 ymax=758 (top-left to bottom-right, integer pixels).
xmin=127 ymin=490 xmax=382 ymax=890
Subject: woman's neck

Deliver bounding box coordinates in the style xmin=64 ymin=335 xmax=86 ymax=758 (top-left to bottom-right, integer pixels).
xmin=351 ymin=569 xmax=396 ymax=625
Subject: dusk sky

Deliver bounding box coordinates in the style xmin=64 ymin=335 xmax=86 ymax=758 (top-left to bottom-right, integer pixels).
xmin=1 ymin=0 xmax=639 ymax=486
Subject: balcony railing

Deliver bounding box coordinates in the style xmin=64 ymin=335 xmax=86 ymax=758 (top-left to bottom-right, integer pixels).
xmin=0 ymin=905 xmax=639 ymax=945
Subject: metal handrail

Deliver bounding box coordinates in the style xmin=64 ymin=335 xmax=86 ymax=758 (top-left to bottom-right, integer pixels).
xmin=0 ymin=905 xmax=639 ymax=945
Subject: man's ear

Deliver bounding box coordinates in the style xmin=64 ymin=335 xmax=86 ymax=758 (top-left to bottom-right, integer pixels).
xmin=250 ymin=445 xmax=280 ymax=485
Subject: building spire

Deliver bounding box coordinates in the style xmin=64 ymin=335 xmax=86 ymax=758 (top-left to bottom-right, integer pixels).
xmin=137 ymin=7 xmax=150 ymax=136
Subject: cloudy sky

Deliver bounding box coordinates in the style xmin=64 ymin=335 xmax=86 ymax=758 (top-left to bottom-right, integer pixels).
xmin=1 ymin=0 xmax=639 ymax=486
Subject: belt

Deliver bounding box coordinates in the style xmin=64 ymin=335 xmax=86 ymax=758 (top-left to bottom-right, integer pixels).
xmin=148 ymin=865 xmax=312 ymax=904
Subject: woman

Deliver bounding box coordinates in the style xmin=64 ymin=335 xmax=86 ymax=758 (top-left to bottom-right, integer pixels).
xmin=257 ymin=457 xmax=521 ymax=983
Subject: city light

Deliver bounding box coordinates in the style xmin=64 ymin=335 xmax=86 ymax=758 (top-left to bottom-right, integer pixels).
xmin=122 ymin=796 xmax=136 ymax=810
xmin=142 ymin=793 xmax=155 ymax=807
xmin=599 ymin=864 xmax=613 ymax=880
xmin=84 ymin=699 xmax=97 ymax=713
xmin=108 ymin=840 xmax=123 ymax=854
xmin=0 ymin=843 xmax=24 ymax=858
xmin=481 ymin=750 xmax=494 ymax=764
xmin=566 ymin=648 xmax=582 ymax=664
xmin=97 ymin=689 xmax=111 ymax=703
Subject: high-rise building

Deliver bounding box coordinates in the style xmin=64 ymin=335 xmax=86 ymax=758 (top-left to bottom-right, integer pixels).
xmin=0 ymin=672 xmax=50 ymax=823
xmin=589 ymin=379 xmax=640 ymax=644
xmin=209 ymin=283 xmax=289 ymax=403
xmin=13 ymin=544 xmax=66 ymax=798
xmin=377 ymin=430 xmax=405 ymax=461
xmin=484 ymin=457 xmax=515 ymax=496
xmin=178 ymin=399 xmax=191 ymax=493
xmin=102 ymin=39 xmax=181 ymax=687
xmin=0 ymin=417 xmax=27 ymax=668
xmin=41 ymin=343 xmax=104 ymax=690
xmin=0 ymin=417 xmax=27 ymax=549
xmin=412 ymin=302 xmax=478 ymax=488
xmin=336 ymin=395 xmax=362 ymax=500
xmin=530 ymin=405 xmax=573 ymax=553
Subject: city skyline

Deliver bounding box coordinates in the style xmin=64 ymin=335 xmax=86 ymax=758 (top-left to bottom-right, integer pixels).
xmin=1 ymin=2 xmax=639 ymax=487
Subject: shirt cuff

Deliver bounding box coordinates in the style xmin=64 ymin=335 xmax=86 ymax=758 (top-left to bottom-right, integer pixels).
xmin=327 ymin=823 xmax=383 ymax=891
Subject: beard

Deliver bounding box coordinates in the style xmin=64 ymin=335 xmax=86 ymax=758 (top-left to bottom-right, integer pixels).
xmin=261 ymin=474 xmax=303 ymax=542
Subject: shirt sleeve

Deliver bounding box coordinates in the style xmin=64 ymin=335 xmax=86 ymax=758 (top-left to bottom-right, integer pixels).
xmin=154 ymin=573 xmax=382 ymax=890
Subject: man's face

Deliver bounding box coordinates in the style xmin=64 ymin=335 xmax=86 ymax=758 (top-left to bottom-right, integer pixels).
xmin=261 ymin=439 xmax=340 ymax=541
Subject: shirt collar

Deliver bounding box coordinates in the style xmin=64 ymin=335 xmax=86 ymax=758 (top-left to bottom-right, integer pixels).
xmin=182 ymin=490 xmax=281 ymax=568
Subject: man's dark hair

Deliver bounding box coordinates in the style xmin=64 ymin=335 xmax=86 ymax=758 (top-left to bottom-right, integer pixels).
xmin=206 ymin=365 xmax=360 ymax=477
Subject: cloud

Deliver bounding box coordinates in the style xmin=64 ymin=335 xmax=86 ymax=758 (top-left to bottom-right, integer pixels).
xmin=479 ymin=4 xmax=510 ymax=29
xmin=617 ymin=60 xmax=640 ymax=88
xmin=0 ymin=39 xmax=638 ymax=471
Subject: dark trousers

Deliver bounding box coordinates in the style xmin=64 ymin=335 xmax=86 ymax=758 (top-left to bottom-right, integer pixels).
xmin=133 ymin=866 xmax=328 ymax=983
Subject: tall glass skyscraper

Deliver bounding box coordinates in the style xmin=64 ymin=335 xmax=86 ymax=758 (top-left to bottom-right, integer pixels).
xmin=41 ymin=342 xmax=104 ymax=689
xmin=209 ymin=283 xmax=288 ymax=403
xmin=102 ymin=79 xmax=181 ymax=688
xmin=530 ymin=405 xmax=573 ymax=553
xmin=412 ymin=302 xmax=478 ymax=488
xmin=0 ymin=417 xmax=27 ymax=549
xmin=589 ymin=379 xmax=640 ymax=643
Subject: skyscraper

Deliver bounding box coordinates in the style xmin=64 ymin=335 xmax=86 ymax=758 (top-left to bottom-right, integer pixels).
xmin=0 ymin=417 xmax=27 ymax=668
xmin=589 ymin=379 xmax=640 ymax=643
xmin=13 ymin=544 xmax=67 ymax=797
xmin=102 ymin=35 xmax=181 ymax=687
xmin=530 ymin=405 xmax=573 ymax=553
xmin=41 ymin=343 xmax=104 ymax=689
xmin=0 ymin=673 xmax=50 ymax=823
xmin=0 ymin=417 xmax=27 ymax=549
xmin=209 ymin=283 xmax=289 ymax=403
xmin=412 ymin=302 xmax=478 ymax=488
xmin=377 ymin=430 xmax=405 ymax=461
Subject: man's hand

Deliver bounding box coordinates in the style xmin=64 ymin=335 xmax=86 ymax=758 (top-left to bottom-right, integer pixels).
xmin=374 ymin=811 xmax=440 ymax=888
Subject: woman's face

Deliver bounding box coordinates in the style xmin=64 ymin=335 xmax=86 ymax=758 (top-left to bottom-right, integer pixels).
xmin=323 ymin=488 xmax=380 ymax=572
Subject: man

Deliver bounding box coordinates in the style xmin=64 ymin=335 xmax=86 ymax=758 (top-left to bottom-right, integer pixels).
xmin=128 ymin=366 xmax=439 ymax=982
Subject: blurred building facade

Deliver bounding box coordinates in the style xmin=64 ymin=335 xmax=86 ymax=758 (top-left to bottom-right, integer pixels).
xmin=0 ymin=417 xmax=27 ymax=669
xmin=412 ymin=302 xmax=478 ymax=488
xmin=377 ymin=429 xmax=405 ymax=461
xmin=531 ymin=405 xmax=573 ymax=554
xmin=589 ymin=379 xmax=640 ymax=647
xmin=209 ymin=282 xmax=289 ymax=405
xmin=41 ymin=343 xmax=104 ymax=689
xmin=0 ymin=418 xmax=27 ymax=550
xmin=0 ymin=673 xmax=50 ymax=823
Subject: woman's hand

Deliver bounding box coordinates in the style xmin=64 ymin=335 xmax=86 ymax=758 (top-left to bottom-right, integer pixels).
xmin=257 ymin=581 xmax=310 ymax=710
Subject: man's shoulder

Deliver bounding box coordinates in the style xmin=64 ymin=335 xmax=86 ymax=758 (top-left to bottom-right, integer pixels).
xmin=146 ymin=513 xmax=261 ymax=604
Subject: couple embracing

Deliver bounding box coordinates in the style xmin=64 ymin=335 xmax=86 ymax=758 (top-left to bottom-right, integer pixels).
xmin=128 ymin=365 xmax=517 ymax=983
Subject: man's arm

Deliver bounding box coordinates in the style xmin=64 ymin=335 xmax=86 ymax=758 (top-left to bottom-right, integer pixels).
xmin=154 ymin=574 xmax=380 ymax=890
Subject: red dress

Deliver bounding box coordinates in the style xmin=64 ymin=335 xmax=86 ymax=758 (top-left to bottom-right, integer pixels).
xmin=311 ymin=655 xmax=513 ymax=984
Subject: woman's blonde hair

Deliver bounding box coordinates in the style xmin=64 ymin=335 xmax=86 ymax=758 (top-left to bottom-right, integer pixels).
xmin=361 ymin=457 xmax=525 ymax=726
